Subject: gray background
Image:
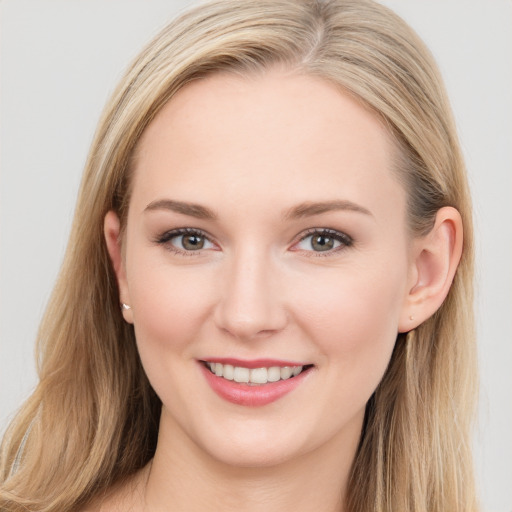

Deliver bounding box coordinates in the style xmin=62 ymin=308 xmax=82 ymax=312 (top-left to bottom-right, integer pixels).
xmin=1 ymin=1 xmax=511 ymax=510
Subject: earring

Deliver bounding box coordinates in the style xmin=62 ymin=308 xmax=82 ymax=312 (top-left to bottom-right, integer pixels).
xmin=409 ymin=315 xmax=414 ymax=321
xmin=122 ymin=303 xmax=131 ymax=310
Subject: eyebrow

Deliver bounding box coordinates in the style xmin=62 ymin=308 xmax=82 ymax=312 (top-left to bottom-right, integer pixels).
xmin=283 ymin=200 xmax=373 ymax=220
xmin=144 ymin=199 xmax=217 ymax=220
xmin=144 ymin=198 xmax=372 ymax=221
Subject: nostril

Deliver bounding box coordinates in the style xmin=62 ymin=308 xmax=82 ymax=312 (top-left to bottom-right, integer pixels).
xmin=215 ymin=311 xmax=287 ymax=341
xmin=213 ymin=264 xmax=288 ymax=339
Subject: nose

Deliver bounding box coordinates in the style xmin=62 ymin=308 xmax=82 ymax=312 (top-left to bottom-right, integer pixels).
xmin=214 ymin=248 xmax=288 ymax=341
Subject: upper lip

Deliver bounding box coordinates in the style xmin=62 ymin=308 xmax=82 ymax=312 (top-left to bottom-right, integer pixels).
xmin=199 ymin=358 xmax=311 ymax=369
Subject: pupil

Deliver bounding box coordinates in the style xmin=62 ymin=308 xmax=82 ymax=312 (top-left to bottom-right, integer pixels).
xmin=312 ymin=235 xmax=334 ymax=251
xmin=183 ymin=235 xmax=204 ymax=250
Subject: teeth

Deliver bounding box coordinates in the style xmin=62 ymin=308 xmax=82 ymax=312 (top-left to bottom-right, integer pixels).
xmin=250 ymin=367 xmax=268 ymax=384
xmin=206 ymin=362 xmax=305 ymax=384
xmin=280 ymin=366 xmax=293 ymax=379
xmin=233 ymin=367 xmax=250 ymax=383
xmin=223 ymin=364 xmax=234 ymax=380
xmin=267 ymin=367 xmax=281 ymax=382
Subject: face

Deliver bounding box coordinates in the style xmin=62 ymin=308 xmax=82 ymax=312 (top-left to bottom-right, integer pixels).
xmin=109 ymin=69 xmax=416 ymax=468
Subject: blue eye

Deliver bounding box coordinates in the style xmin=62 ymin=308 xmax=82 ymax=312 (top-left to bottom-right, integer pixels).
xmin=296 ymin=229 xmax=352 ymax=253
xmin=157 ymin=229 xmax=214 ymax=252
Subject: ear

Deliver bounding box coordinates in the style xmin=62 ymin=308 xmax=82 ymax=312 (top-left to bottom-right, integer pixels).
xmin=104 ymin=210 xmax=133 ymax=324
xmin=398 ymin=206 xmax=463 ymax=333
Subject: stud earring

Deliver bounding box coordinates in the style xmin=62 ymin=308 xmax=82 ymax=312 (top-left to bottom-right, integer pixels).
xmin=122 ymin=303 xmax=131 ymax=310
xmin=409 ymin=315 xmax=414 ymax=321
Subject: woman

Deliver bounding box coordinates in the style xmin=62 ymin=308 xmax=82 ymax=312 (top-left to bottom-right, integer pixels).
xmin=0 ymin=0 xmax=479 ymax=511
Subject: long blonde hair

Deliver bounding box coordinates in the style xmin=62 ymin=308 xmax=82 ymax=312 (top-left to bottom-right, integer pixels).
xmin=0 ymin=1 xmax=478 ymax=511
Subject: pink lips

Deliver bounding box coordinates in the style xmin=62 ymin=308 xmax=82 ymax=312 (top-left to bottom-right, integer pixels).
xmin=199 ymin=359 xmax=312 ymax=407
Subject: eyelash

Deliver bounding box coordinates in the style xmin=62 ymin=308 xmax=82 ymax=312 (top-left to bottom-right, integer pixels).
xmin=155 ymin=228 xmax=215 ymax=256
xmin=155 ymin=227 xmax=353 ymax=256
xmin=294 ymin=228 xmax=353 ymax=256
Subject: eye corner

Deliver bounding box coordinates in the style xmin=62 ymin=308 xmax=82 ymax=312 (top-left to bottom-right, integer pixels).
xmin=291 ymin=228 xmax=353 ymax=255
xmin=154 ymin=227 xmax=218 ymax=255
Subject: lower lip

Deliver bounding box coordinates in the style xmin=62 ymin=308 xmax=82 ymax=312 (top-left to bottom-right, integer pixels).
xmin=199 ymin=363 xmax=311 ymax=407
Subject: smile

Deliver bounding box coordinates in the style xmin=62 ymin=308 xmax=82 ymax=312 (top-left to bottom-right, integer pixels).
xmin=204 ymin=361 xmax=305 ymax=385
xmin=199 ymin=359 xmax=314 ymax=407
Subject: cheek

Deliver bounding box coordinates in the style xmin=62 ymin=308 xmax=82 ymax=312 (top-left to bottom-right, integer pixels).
xmin=126 ymin=258 xmax=218 ymax=409
xmin=292 ymin=258 xmax=407 ymax=373
xmin=126 ymin=255 xmax=215 ymax=354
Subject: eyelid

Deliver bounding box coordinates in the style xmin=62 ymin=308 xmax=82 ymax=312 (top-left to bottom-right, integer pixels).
xmin=154 ymin=227 xmax=218 ymax=255
xmin=154 ymin=226 xmax=353 ymax=256
xmin=155 ymin=227 xmax=212 ymax=242
xmin=291 ymin=228 xmax=353 ymax=255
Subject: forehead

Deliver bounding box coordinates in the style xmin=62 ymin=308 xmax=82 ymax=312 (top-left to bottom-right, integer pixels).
xmin=130 ymin=69 xmax=405 ymax=224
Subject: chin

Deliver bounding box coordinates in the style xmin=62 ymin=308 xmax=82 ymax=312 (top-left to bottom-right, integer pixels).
xmin=203 ymin=436 xmax=303 ymax=469
xmin=189 ymin=412 xmax=327 ymax=470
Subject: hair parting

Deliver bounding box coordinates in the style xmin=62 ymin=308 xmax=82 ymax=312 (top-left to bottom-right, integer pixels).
xmin=0 ymin=1 xmax=478 ymax=511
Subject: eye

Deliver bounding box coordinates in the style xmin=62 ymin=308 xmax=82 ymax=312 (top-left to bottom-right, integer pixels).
xmin=156 ymin=228 xmax=215 ymax=253
xmin=294 ymin=229 xmax=352 ymax=253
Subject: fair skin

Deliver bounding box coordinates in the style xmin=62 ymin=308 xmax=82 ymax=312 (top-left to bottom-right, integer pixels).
xmin=102 ymin=69 xmax=462 ymax=512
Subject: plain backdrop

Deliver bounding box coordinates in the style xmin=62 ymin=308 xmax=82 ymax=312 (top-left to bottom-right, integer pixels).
xmin=1 ymin=1 xmax=511 ymax=510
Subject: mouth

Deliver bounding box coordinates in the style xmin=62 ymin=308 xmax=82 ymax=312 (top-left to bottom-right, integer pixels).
xmin=199 ymin=359 xmax=314 ymax=406
xmin=201 ymin=360 xmax=312 ymax=386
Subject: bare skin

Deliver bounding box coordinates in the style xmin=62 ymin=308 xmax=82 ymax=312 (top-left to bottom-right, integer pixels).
xmin=97 ymin=69 xmax=462 ymax=512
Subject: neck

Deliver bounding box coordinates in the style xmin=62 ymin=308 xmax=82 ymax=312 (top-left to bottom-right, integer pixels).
xmin=142 ymin=408 xmax=362 ymax=512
